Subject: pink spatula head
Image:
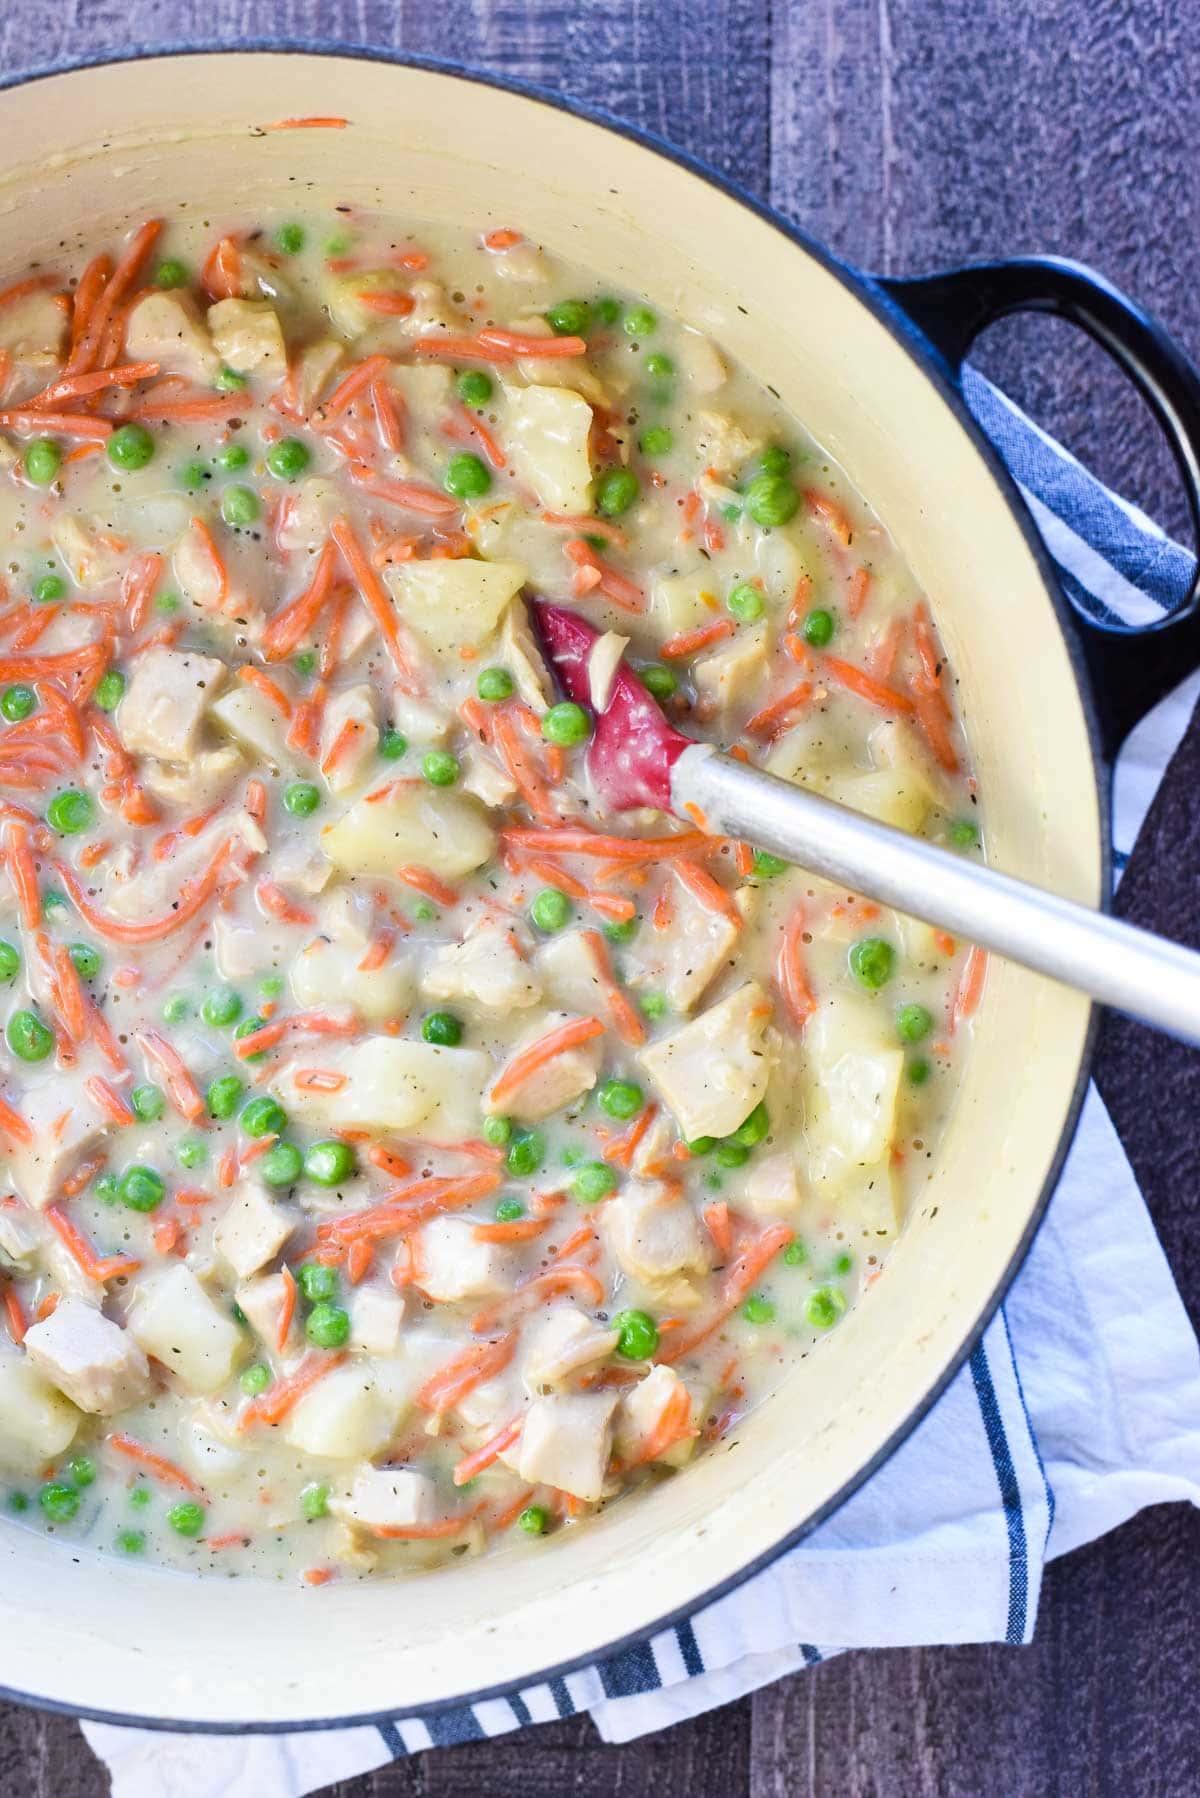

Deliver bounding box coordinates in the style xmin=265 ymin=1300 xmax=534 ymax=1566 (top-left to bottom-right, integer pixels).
xmin=532 ymin=601 xmax=693 ymax=812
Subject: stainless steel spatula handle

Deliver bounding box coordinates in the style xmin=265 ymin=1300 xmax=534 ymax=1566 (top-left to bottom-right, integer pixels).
xmin=673 ymin=744 xmax=1200 ymax=1048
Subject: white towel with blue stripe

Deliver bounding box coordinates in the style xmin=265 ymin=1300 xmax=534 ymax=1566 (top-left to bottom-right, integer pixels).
xmin=84 ymin=375 xmax=1200 ymax=1792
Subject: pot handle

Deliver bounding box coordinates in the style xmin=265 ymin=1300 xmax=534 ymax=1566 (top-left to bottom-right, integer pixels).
xmin=878 ymin=256 xmax=1200 ymax=756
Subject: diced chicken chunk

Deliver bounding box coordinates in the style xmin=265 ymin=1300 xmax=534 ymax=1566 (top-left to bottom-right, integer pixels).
xmin=50 ymin=515 xmax=124 ymax=590
xmin=615 ymin=1364 xmax=702 ymax=1468
xmin=588 ymin=631 xmax=629 ymax=711
xmin=212 ymin=913 xmax=294 ymax=983
xmin=487 ymin=1009 xmax=603 ymax=1124
xmin=319 ymin=684 xmax=379 ymax=795
xmin=0 ymin=1204 xmax=41 ymax=1272
xmin=460 ymin=746 xmax=517 ymax=809
xmin=489 ymin=241 xmax=551 ymax=284
xmin=332 ymin=1464 xmax=439 ymax=1531
xmin=676 ymin=330 xmax=727 ymax=394
xmin=692 ymin=622 xmax=768 ymax=717
xmin=639 ymin=981 xmax=776 ymax=1142
xmin=277 ymin=1036 xmax=490 ymax=1141
xmin=127 ymin=1264 xmax=242 ymax=1395
xmin=0 ymin=1353 xmax=80 ymax=1473
xmin=281 ymin=1365 xmax=395 ymax=1460
xmin=514 ymin=1391 xmax=619 ymax=1503
xmin=414 ymin=1217 xmax=517 ymax=1303
xmin=603 ymin=1181 xmax=710 ymax=1286
xmin=522 ymin=1306 xmax=619 ymax=1390
xmin=739 ymin=1150 xmax=803 ymax=1219
xmin=277 ymin=478 xmax=343 ymax=554
xmin=126 ymin=290 xmax=219 ymax=384
xmin=633 ymin=871 xmax=739 ymax=1014
xmin=236 ymin=1270 xmax=301 ymax=1355
xmin=650 ymin=567 xmax=722 ymax=639
xmin=534 ymin=931 xmax=608 ymax=1015
xmin=207 ymin=297 xmax=287 ymax=377
xmin=294 ymin=337 xmax=346 ymax=412
xmin=23 ymin=1297 xmax=151 ymax=1415
xmin=291 ymin=935 xmax=413 ymax=1024
xmin=499 ymin=598 xmax=554 ymax=715
xmin=141 ymin=746 xmax=242 ymax=808
xmin=695 ymin=410 xmax=761 ymax=477
xmin=118 ymin=646 xmax=226 ymax=763
xmin=5 ymin=1080 xmax=109 ymax=1211
xmin=212 ymin=1181 xmax=293 ymax=1281
xmin=348 ymin=1284 xmax=405 ymax=1356
xmin=420 ymin=923 xmax=542 ymax=1013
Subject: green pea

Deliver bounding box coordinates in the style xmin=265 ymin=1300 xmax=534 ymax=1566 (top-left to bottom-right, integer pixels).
xmin=261 ymin=1141 xmax=303 ymax=1188
xmin=483 ymin=1114 xmax=512 ymax=1148
xmin=216 ymin=441 xmax=249 ymax=470
xmin=623 ymin=305 xmax=657 ymax=337
xmin=125 ymin=1083 xmax=163 ymax=1124
xmin=303 ymin=1139 xmax=356 ymax=1187
xmin=240 ymin=1096 xmax=287 ymax=1138
xmin=456 ymin=370 xmax=493 ymax=406
xmin=638 ymin=664 xmax=677 ymax=701
xmin=849 ymin=936 xmax=896 ymax=991
xmin=283 ymin=781 xmax=321 ymax=817
xmin=38 ymin=1482 xmax=81 ymax=1524
xmin=298 ymin=1263 xmax=338 ymax=1304
xmin=518 ymin=1504 xmax=549 ymax=1535
xmin=757 ymin=446 xmax=792 ymax=477
xmin=644 ymin=353 xmax=674 ymax=378
xmin=179 ymin=459 xmax=210 ymax=493
xmin=598 ymin=1079 xmax=643 ymax=1121
xmin=422 ymin=1010 xmax=462 ymax=1047
xmin=155 ymin=258 xmax=189 ymax=288
xmin=443 ymin=452 xmax=491 ymax=500
xmin=233 ymin=1015 xmax=269 ymax=1060
xmin=116 ymin=1529 xmax=146 ymax=1554
xmin=908 ymin=1057 xmax=932 ymax=1086
xmin=730 ymin=1102 xmax=769 ymax=1149
xmin=639 ymin=426 xmax=673 ymax=457
xmin=167 ymin=1501 xmax=206 ymax=1538
xmin=0 ymin=941 xmax=18 ymax=982
xmin=593 ymin=297 xmax=621 ymax=326
xmin=896 ymin=1002 xmax=933 ymax=1044
xmin=202 ymin=986 xmax=243 ymax=1028
xmin=68 ymin=1455 xmax=96 ymax=1488
xmin=34 ymin=574 xmax=66 ymax=604
xmin=47 ymin=789 xmax=94 ymax=834
xmin=259 ymin=974 xmax=285 ymax=998
xmin=613 ymin=1308 xmax=659 ymax=1359
xmin=742 ymin=1295 xmax=776 ymax=1325
xmin=155 ymin=591 xmax=180 ymax=614
xmin=266 ymin=438 xmax=311 ymax=480
xmin=41 ymin=891 xmax=66 ymax=913
xmin=603 ymin=915 xmax=639 ymax=944
xmin=745 ymin=472 xmax=799 ymax=528
xmin=832 ymin=1251 xmax=853 ymax=1276
xmin=6 ymin=1010 xmax=52 ymax=1062
xmin=783 ymin=1240 xmax=808 ymax=1267
xmin=277 ymin=222 xmax=305 ymax=255
xmin=752 ymin=851 xmax=788 ymax=879
xmin=595 ymin=468 xmax=639 ymax=517
xmin=422 ymin=750 xmax=460 ymax=787
xmin=542 ymin=701 xmax=591 ymax=747
xmin=476 ymin=666 xmax=514 ymax=703
xmin=950 ymin=817 xmax=980 ymax=848
xmin=378 ymin=728 xmax=407 ymax=760
xmin=119 ymin=1165 xmax=165 ymax=1212
xmin=93 ymin=1174 xmax=119 ymax=1206
xmin=715 ymin=1141 xmax=750 ymax=1169
xmin=162 ymin=994 xmax=190 ymax=1024
xmin=805 ymin=1285 xmax=847 ymax=1330
xmin=107 ymin=423 xmax=155 ymax=471
xmin=546 ymin=299 xmax=591 ymax=336
xmin=24 ymin=439 xmax=62 ymax=486
xmin=221 ymin=484 xmax=259 ymax=527
xmin=1 ymin=685 xmax=36 ymax=722
xmin=6 ymin=1492 xmax=28 ymax=1513
xmin=306 ymin=1301 xmax=350 ymax=1349
xmin=803 ymin=608 xmax=834 ymax=648
xmin=301 ymin=1483 xmax=329 ymax=1521
xmin=727 ymin=582 xmax=765 ymax=622
xmin=206 ymin=1075 xmax=244 ymax=1120
xmin=294 ymin=652 xmax=317 ymax=679
xmin=240 ymin=1362 xmax=272 ymax=1396
xmin=94 ymin=670 xmax=126 ymax=712
xmin=214 ymin=366 xmax=248 ymax=393
xmin=505 ymin=1129 xmax=545 ymax=1179
xmin=495 ymin=1197 xmax=525 ymax=1222
xmin=530 ymin=888 xmax=571 ymax=933
xmin=639 ymin=991 xmax=668 ymax=1020
xmin=572 ymin=1160 xmax=617 ymax=1204
xmin=128 ymin=1485 xmax=151 ymax=1510
xmin=176 ymin=1138 xmax=207 ymax=1170
xmin=412 ymin=900 xmax=437 ymax=923
xmin=687 ymin=1136 xmax=717 ymax=1156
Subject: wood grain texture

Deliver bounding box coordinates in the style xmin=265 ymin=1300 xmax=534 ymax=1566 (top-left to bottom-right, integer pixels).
xmin=1 ymin=4 xmax=1199 ymax=1794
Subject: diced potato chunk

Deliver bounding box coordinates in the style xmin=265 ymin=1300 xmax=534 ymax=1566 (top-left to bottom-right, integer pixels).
xmin=281 ymin=1365 xmax=394 ymax=1460
xmin=802 ymin=992 xmax=904 ymax=1183
xmin=650 ymin=567 xmax=722 ymax=639
xmin=277 ymin=1035 xmax=490 ymax=1141
xmin=118 ymin=646 xmax=226 ymax=763
xmin=639 ymin=981 xmax=776 ymax=1142
xmin=383 ymin=558 xmax=526 ymax=661
xmin=51 ymin=515 xmax=124 ymax=590
xmin=603 ymin=1181 xmax=710 ymax=1286
xmin=676 ymin=330 xmax=727 ymax=394
xmin=322 ymin=782 xmax=495 ymax=883
xmin=420 ymin=923 xmax=542 ymax=1013
xmin=0 ymin=1354 xmax=80 ymax=1473
xmin=319 ymin=684 xmax=379 ymax=795
xmin=212 ymin=1182 xmax=294 ymax=1281
xmin=207 ymin=297 xmax=287 ymax=376
xmin=414 ymin=1217 xmax=517 ymax=1302
xmin=503 ymin=383 xmax=593 ymax=513
xmin=522 ymin=1306 xmax=619 ymax=1390
xmin=534 ymin=931 xmax=608 ymax=1015
xmin=348 ymin=1285 xmax=405 ymax=1356
xmin=615 ymin=1364 xmax=703 ymax=1468
xmin=127 ymin=1264 xmax=241 ymax=1395
xmin=332 ymin=1464 xmax=438 ymax=1530
xmin=23 ymin=1297 xmax=151 ymax=1415
xmin=0 ymin=1206 xmax=41 ymax=1272
xmin=126 ymin=290 xmax=219 ymax=384
xmin=739 ymin=1150 xmax=803 ymax=1219
xmin=291 ymin=936 xmax=413 ymax=1023
xmin=210 ymin=684 xmax=290 ymax=767
xmin=514 ymin=1391 xmax=618 ymax=1503
xmin=834 ymin=1155 xmax=903 ymax=1239
xmin=487 ymin=1008 xmax=603 ymax=1124
xmin=277 ymin=478 xmax=343 ymax=554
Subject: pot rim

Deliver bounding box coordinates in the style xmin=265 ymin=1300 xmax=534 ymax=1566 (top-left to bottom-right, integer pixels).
xmin=0 ymin=39 xmax=1105 ymax=1735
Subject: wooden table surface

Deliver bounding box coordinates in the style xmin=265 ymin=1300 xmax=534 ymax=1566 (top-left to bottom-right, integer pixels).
xmin=3 ymin=3 xmax=1200 ymax=1793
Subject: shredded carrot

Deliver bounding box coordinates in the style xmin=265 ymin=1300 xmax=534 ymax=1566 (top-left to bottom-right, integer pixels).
xmin=489 ymin=1015 xmax=605 ymax=1109
xmin=661 ymin=1223 xmax=794 ymax=1362
xmin=471 ymin=1216 xmax=550 ymax=1244
xmin=416 ymin=1333 xmax=516 ymax=1415
xmin=317 ymin=1172 xmax=502 ymax=1247
xmin=452 ymin=1417 xmax=523 ymax=1486
xmin=911 ymin=678 xmax=960 ymax=773
xmin=373 ymin=1503 xmax=485 ymax=1540
xmin=410 ymin=332 xmax=521 ymax=364
xmin=262 ymin=540 xmax=338 ymax=661
xmin=331 ymin=514 xmax=420 ymax=686
xmin=3 ymin=1283 xmax=27 ymax=1345
xmin=396 ymin=865 xmax=459 ymax=909
xmin=822 ymin=655 xmax=914 ymax=715
xmin=66 ymin=218 xmax=161 ymax=373
xmin=239 ymin=1351 xmax=348 ymax=1430
xmin=44 ymin=1206 xmax=139 ymax=1284
xmin=777 ymin=904 xmax=817 ymax=1028
xmin=542 ymin=511 xmax=626 ymax=547
xmin=471 ymin=1265 xmax=606 ymax=1332
xmin=674 ymin=860 xmax=743 ymax=928
xmin=603 ymin=1102 xmax=659 ymax=1170
xmin=366 ymin=1145 xmax=413 ymax=1179
xmin=563 ymin=538 xmax=646 ymax=612
xmin=187 ymin=516 xmax=230 ymax=611
xmin=502 ymin=825 xmax=712 ymax=863
xmin=302 ymin=1567 xmax=335 ymax=1586
xmin=318 ymin=353 xmax=392 ymax=421
xmin=483 ymin=229 xmax=522 ymax=251
xmin=153 ymin=1215 xmax=183 ymax=1256
xmin=277 ymin=1266 xmax=297 ymax=1351
xmin=660 ymin=617 xmax=736 ymax=658
xmin=108 ymin=1432 xmax=202 ymax=1493
xmin=256 ymin=881 xmax=316 ymax=927
xmin=490 ymin=707 xmax=559 ymax=824
xmin=4 ymin=819 xmax=41 ymax=929
xmin=476 ymin=327 xmax=586 ymax=359
xmin=200 ymin=236 xmax=243 ymax=302
xmin=704 ymin=1201 xmax=735 ymax=1261
xmin=805 ymin=488 xmax=854 ymax=545
xmin=0 ymin=1094 xmax=33 ymax=1146
xmin=0 ymin=272 xmax=60 ymax=312
xmin=84 ymin=1076 xmax=135 ymax=1127
xmin=25 ymin=360 xmax=159 ymax=411
xmin=294 ymin=1068 xmax=349 ymax=1095
xmin=238 ymin=665 xmax=293 ymax=719
xmin=136 ymin=1030 xmax=205 ymax=1122
xmin=950 ymin=945 xmax=987 ymax=1031
xmin=580 ymin=929 xmax=647 ymax=1047
xmin=933 ymin=929 xmax=957 ymax=958
xmin=262 ymin=115 xmax=349 ymax=131
xmin=745 ymin=681 xmax=815 ymax=739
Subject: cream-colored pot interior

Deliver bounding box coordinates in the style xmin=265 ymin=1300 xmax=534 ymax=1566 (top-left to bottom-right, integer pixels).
xmin=0 ymin=53 xmax=1099 ymax=1728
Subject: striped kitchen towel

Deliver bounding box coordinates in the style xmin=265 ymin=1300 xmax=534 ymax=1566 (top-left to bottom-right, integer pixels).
xmin=86 ymin=371 xmax=1200 ymax=1792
